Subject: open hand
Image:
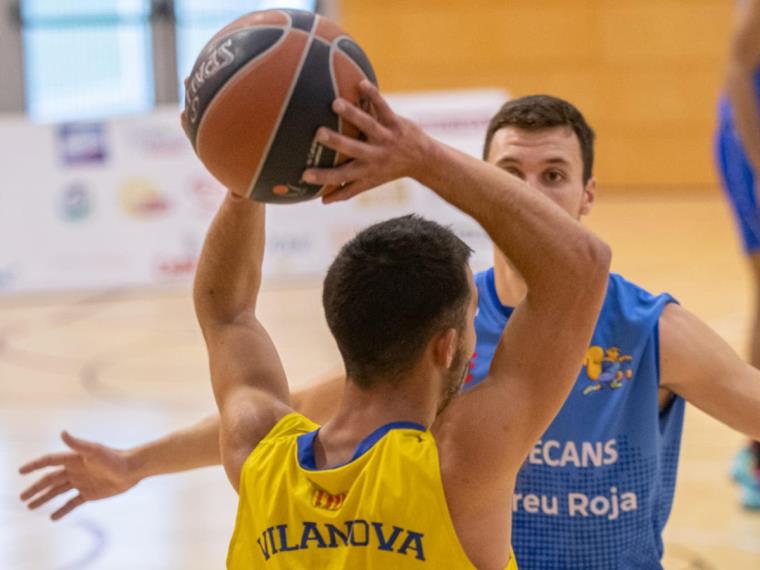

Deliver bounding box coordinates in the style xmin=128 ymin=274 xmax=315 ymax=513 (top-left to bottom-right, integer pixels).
xmin=19 ymin=431 xmax=139 ymax=521
xmin=303 ymin=80 xmax=431 ymax=203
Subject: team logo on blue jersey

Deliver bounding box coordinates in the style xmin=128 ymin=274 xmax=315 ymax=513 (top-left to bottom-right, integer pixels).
xmin=581 ymin=346 xmax=633 ymax=395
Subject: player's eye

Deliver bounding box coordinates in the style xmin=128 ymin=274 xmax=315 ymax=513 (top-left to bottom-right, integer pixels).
xmin=544 ymin=170 xmax=565 ymax=184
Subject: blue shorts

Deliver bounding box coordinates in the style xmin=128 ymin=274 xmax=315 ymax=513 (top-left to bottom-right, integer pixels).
xmin=716 ymin=120 xmax=760 ymax=254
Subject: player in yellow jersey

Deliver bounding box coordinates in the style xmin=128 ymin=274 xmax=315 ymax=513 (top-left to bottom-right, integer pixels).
xmin=189 ymin=81 xmax=609 ymax=569
xmin=20 ymin=82 xmax=608 ymax=568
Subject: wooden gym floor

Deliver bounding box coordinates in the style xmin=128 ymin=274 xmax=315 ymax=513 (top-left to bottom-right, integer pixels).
xmin=2 ymin=190 xmax=760 ymax=569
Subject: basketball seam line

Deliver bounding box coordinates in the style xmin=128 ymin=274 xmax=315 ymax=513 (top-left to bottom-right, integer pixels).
xmin=328 ymin=35 xmax=369 ymax=177
xmin=194 ymin=23 xmax=294 ymax=154
xmin=328 ymin=36 xmax=341 ymax=180
xmin=245 ymin=12 xmax=319 ymax=199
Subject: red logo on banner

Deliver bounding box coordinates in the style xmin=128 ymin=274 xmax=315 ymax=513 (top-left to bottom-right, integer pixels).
xmin=156 ymin=256 xmax=197 ymax=277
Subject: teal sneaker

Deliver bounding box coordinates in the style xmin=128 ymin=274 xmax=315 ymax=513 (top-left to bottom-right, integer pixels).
xmin=731 ymin=446 xmax=755 ymax=487
xmin=740 ymin=480 xmax=760 ymax=510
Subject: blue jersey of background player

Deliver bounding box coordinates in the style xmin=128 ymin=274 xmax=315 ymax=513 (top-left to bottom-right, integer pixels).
xmin=716 ymin=0 xmax=760 ymax=509
xmin=467 ymin=268 xmax=678 ymax=569
xmin=464 ymin=95 xmax=760 ymax=569
xmin=18 ymin=95 xmax=760 ymax=567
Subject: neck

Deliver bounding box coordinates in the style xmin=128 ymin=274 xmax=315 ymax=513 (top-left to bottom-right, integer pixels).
xmin=493 ymin=251 xmax=528 ymax=307
xmin=327 ymin=376 xmax=436 ymax=429
xmin=315 ymin=371 xmax=438 ymax=468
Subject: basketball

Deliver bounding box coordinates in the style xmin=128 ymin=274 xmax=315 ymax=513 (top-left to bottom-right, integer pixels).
xmin=182 ymin=9 xmax=377 ymax=204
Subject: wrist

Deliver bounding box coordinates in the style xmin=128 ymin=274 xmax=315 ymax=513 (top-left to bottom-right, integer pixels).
xmin=124 ymin=446 xmax=150 ymax=482
xmin=409 ymin=131 xmax=447 ymax=188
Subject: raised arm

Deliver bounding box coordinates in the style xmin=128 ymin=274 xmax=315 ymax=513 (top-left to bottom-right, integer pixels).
xmin=420 ymin=129 xmax=610 ymax=476
xmin=305 ymin=81 xmax=610 ymax=478
xmin=660 ymin=304 xmax=760 ymax=439
xmin=194 ymin=194 xmax=292 ymax=490
xmin=726 ymin=0 xmax=760 ymax=172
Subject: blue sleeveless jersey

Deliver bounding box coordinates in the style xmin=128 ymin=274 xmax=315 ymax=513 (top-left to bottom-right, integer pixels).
xmin=716 ymin=69 xmax=760 ymax=253
xmin=464 ymin=269 xmax=684 ymax=569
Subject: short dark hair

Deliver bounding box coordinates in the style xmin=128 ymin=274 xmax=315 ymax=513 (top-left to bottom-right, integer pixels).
xmin=483 ymin=94 xmax=596 ymax=184
xmin=323 ymin=215 xmax=473 ymax=388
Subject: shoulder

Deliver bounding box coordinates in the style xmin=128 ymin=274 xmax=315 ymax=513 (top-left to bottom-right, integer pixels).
xmin=220 ymin=392 xmax=298 ymax=490
xmin=259 ymin=412 xmax=319 ymax=443
xmin=235 ymin=411 xmax=316 ymax=485
xmin=605 ymin=273 xmax=677 ymax=322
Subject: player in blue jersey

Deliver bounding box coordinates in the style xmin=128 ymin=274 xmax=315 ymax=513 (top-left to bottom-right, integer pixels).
xmin=21 ymin=95 xmax=760 ymax=568
xmin=717 ymin=0 xmax=760 ymax=510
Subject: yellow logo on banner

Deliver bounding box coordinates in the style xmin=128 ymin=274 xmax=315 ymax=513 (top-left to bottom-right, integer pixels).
xmin=119 ymin=178 xmax=170 ymax=217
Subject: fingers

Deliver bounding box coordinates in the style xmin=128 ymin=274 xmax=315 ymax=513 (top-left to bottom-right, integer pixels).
xmin=358 ymin=80 xmax=395 ymax=126
xmin=333 ymin=98 xmax=387 ymax=140
xmin=303 ymin=160 xmax=365 ymax=187
xmin=51 ymin=494 xmax=85 ymax=521
xmin=316 ymin=127 xmax=374 ymax=162
xmin=61 ymin=431 xmax=100 ymax=455
xmin=18 ymin=452 xmax=72 ymax=474
xmin=20 ymin=469 xmax=68 ymax=501
xmin=27 ymin=482 xmax=73 ymax=510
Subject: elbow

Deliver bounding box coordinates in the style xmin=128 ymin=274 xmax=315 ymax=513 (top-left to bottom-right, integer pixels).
xmin=571 ymin=235 xmax=612 ymax=294
xmin=590 ymin=237 xmax=612 ymax=278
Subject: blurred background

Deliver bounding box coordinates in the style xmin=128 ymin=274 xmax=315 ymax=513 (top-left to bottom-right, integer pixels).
xmin=1 ymin=1 xmax=758 ymax=569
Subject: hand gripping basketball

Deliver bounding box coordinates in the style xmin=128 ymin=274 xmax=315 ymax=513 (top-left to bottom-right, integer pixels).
xmin=303 ymin=81 xmax=430 ymax=203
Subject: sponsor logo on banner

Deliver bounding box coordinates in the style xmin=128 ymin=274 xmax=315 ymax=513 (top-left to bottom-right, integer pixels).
xmin=156 ymin=256 xmax=197 ymax=278
xmin=417 ymin=115 xmax=491 ymax=134
xmin=154 ymin=233 xmax=200 ymax=279
xmin=266 ymin=233 xmax=317 ymax=276
xmin=269 ymin=234 xmax=312 ymax=254
xmin=119 ymin=178 xmax=170 ymax=218
xmin=58 ymin=182 xmax=93 ymax=221
xmin=354 ymin=180 xmax=410 ymax=208
xmin=189 ymin=174 xmax=225 ymax=216
xmin=57 ymin=123 xmax=108 ymax=166
xmin=128 ymin=126 xmax=189 ymax=155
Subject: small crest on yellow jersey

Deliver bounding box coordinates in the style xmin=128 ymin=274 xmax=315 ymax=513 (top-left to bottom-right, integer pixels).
xmin=312 ymin=488 xmax=346 ymax=511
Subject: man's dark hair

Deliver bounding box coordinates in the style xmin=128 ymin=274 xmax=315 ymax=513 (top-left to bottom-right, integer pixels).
xmin=323 ymin=215 xmax=472 ymax=388
xmin=483 ymin=94 xmax=596 ymax=184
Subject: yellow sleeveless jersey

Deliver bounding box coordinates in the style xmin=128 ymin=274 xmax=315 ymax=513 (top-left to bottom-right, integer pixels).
xmin=227 ymin=412 xmax=517 ymax=569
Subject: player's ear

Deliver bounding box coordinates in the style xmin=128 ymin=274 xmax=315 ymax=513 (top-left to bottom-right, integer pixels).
xmin=580 ymin=177 xmax=596 ymax=217
xmin=432 ymin=328 xmax=458 ymax=368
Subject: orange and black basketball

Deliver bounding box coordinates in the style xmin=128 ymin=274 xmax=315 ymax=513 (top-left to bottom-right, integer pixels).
xmin=183 ymin=9 xmax=376 ymax=204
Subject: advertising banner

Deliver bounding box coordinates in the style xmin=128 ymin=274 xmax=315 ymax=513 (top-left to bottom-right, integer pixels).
xmin=0 ymin=89 xmax=507 ymax=294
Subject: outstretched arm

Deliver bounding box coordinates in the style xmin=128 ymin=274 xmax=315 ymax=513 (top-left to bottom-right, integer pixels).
xmin=660 ymin=304 xmax=760 ymax=439
xmin=18 ymin=415 xmax=220 ymax=520
xmin=18 ymin=374 xmax=346 ymax=520
xmin=726 ymin=0 xmax=760 ymax=172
